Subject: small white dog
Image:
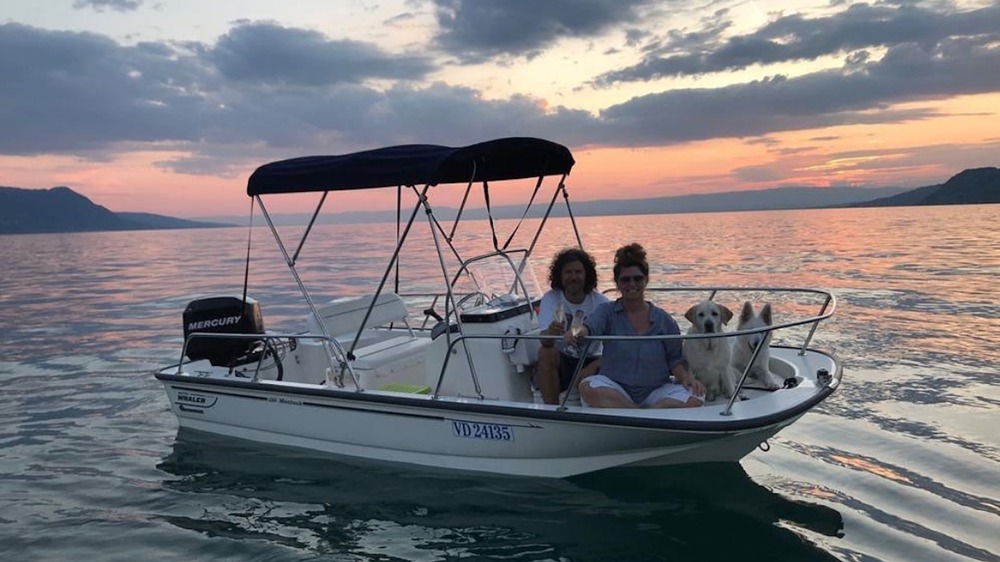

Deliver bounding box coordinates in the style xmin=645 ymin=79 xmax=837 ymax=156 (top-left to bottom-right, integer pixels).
xmin=731 ymin=302 xmax=782 ymax=390
xmin=683 ymin=300 xmax=739 ymax=401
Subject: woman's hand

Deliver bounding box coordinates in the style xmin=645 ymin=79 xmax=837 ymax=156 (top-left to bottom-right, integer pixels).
xmin=684 ymin=377 xmax=706 ymax=397
xmin=673 ymin=365 xmax=705 ymax=396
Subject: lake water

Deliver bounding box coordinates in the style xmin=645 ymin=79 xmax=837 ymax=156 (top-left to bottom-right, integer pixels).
xmin=0 ymin=205 xmax=997 ymax=562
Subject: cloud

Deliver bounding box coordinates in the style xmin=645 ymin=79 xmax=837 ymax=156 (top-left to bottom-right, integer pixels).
xmin=432 ymin=0 xmax=656 ymax=62
xmin=0 ymin=23 xmax=217 ymax=154
xmin=731 ymin=164 xmax=787 ymax=182
xmin=596 ymin=2 xmax=1000 ymax=83
xmin=591 ymin=38 xmax=1000 ymax=145
xmin=2 ymin=15 xmax=998 ymax=173
xmin=732 ymin=138 xmax=1000 ymax=189
xmin=73 ymin=0 xmax=144 ymax=12
xmin=209 ymin=22 xmax=435 ymax=86
xmin=0 ymin=22 xmax=437 ymax=158
xmin=159 ymin=82 xmax=572 ymax=172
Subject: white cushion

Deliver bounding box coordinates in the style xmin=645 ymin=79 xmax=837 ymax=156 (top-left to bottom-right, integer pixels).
xmin=308 ymin=292 xmax=409 ymax=337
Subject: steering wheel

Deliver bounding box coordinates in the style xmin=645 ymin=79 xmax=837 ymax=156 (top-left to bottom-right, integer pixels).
xmin=454 ymin=291 xmax=489 ymax=310
xmin=423 ymin=292 xmax=489 ymax=325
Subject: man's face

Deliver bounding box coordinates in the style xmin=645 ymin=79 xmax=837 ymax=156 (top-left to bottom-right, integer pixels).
xmin=560 ymin=260 xmax=587 ymax=294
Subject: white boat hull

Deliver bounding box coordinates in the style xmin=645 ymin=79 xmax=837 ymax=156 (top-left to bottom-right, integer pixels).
xmin=157 ymin=347 xmax=838 ymax=477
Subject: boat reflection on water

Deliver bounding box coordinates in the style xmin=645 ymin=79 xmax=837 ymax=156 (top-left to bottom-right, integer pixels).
xmin=570 ymin=467 xmax=845 ymax=560
xmin=157 ymin=429 xmax=844 ymax=561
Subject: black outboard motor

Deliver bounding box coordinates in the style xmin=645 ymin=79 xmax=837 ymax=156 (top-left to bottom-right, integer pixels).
xmin=182 ymin=296 xmax=265 ymax=366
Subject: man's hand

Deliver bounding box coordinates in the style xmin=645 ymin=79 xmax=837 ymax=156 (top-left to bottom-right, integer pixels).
xmin=563 ymin=325 xmax=587 ymax=347
xmin=542 ymin=320 xmax=565 ymax=347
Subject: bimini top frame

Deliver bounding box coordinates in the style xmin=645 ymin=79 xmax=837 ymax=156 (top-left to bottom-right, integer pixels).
xmin=242 ymin=137 xmax=582 ymax=389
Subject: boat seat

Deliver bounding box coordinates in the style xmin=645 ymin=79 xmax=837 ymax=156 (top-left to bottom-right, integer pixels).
xmin=309 ymin=292 xmax=414 ymax=340
xmin=351 ymin=335 xmax=430 ymax=371
xmin=327 ymin=335 xmax=431 ymax=389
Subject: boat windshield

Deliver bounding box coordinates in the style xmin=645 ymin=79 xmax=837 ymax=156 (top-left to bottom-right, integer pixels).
xmin=452 ymin=250 xmax=543 ymax=305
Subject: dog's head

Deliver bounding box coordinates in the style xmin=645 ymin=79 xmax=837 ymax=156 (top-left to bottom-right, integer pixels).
xmin=736 ymin=301 xmax=773 ymax=347
xmin=685 ymin=300 xmax=734 ymax=334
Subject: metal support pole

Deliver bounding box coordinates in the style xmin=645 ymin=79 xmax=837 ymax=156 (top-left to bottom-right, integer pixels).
xmin=799 ymin=293 xmax=832 ymax=355
xmin=722 ymin=331 xmax=769 ymax=416
xmin=258 ymin=197 xmax=359 ymax=389
xmin=425 ymin=193 xmax=484 ymax=399
xmin=558 ymin=340 xmax=592 ymax=411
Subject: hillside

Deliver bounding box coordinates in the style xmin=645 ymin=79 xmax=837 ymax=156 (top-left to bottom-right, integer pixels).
xmin=922 ymin=167 xmax=1000 ymax=205
xmin=853 ymin=167 xmax=1000 ymax=207
xmin=0 ymin=186 xmax=230 ymax=235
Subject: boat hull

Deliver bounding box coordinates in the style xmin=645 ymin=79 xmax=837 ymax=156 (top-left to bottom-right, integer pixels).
xmin=157 ymin=347 xmax=836 ymax=477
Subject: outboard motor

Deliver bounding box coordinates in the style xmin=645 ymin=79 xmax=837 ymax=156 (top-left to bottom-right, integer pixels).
xmin=182 ymin=296 xmax=264 ymax=367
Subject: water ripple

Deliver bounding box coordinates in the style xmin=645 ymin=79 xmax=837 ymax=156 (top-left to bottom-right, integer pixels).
xmin=1 ymin=206 xmax=998 ymax=562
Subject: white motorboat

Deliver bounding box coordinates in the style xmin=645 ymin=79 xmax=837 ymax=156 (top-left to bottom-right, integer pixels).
xmin=156 ymin=137 xmax=842 ymax=478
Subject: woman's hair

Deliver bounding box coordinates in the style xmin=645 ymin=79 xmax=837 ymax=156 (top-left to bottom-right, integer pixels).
xmin=613 ymin=243 xmax=649 ymax=281
xmin=548 ymin=248 xmax=599 ymax=292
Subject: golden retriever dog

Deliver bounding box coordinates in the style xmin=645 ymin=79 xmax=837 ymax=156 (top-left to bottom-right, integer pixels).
xmin=683 ymin=300 xmax=739 ymax=401
xmin=731 ymin=302 xmax=782 ymax=390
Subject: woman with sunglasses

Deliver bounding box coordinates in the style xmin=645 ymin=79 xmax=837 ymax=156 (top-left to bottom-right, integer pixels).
xmin=567 ymin=243 xmax=705 ymax=408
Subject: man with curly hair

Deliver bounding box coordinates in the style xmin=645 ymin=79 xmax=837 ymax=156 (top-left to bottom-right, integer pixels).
xmin=536 ymin=248 xmax=610 ymax=404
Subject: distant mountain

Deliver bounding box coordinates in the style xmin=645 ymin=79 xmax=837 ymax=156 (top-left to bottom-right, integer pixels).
xmin=6 ymin=167 xmax=994 ymax=234
xmin=0 ymin=186 xmax=231 ymax=235
xmin=558 ymin=185 xmax=912 ymax=217
xmin=198 ymin=185 xmax=912 ymax=226
xmin=854 ymin=167 xmax=1000 ymax=207
xmin=116 ymin=212 xmax=230 ymax=230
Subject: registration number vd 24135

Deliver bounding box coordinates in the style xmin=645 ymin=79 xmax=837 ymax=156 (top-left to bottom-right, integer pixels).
xmin=451 ymin=420 xmax=514 ymax=441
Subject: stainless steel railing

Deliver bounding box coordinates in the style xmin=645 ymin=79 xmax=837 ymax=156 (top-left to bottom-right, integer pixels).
xmin=172 ymin=287 xmax=837 ymax=416
xmin=431 ymin=286 xmax=837 ymax=412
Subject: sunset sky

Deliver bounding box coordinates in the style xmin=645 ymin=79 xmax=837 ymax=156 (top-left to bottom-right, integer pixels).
xmin=2 ymin=0 xmax=999 ymax=217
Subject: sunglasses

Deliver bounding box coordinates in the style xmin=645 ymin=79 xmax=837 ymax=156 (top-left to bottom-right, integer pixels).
xmin=617 ymin=274 xmax=645 ymax=284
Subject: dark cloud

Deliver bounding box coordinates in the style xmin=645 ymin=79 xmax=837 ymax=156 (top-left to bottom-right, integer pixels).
xmin=624 ymin=27 xmax=651 ymax=48
xmin=596 ymin=2 xmax=1000 ymax=83
xmin=2 ymin=12 xmax=998 ymax=174
xmin=0 ymin=23 xmax=217 ymax=154
xmin=73 ymin=0 xmax=144 ymax=12
xmin=209 ymin=22 xmax=434 ymax=86
xmin=0 ymin=22 xmax=438 ymax=158
xmin=592 ymin=37 xmax=1000 ymax=146
xmin=432 ymin=0 xmax=656 ymax=62
xmin=155 ymin=82 xmax=581 ymax=174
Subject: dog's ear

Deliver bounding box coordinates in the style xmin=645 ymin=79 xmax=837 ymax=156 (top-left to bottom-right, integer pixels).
xmin=761 ymin=303 xmax=772 ymax=325
xmin=685 ymin=304 xmax=698 ymax=323
xmin=739 ymin=301 xmax=754 ymax=324
xmin=720 ymin=305 xmax=734 ymax=325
